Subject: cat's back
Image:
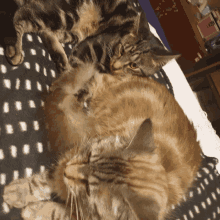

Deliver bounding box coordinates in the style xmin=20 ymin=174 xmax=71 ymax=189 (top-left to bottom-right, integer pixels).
xmin=88 ymin=73 xmax=201 ymax=207
xmin=89 ymin=74 xmax=183 ymax=130
xmin=89 ymin=74 xmax=200 ymax=156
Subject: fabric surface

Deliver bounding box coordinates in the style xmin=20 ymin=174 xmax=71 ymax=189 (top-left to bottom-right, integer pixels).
xmin=0 ymin=34 xmax=62 ymax=220
xmin=1 ymin=33 xmax=220 ymax=220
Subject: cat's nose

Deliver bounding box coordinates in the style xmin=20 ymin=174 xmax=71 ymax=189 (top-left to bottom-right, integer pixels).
xmin=64 ymin=164 xmax=87 ymax=180
xmin=113 ymin=61 xmax=122 ymax=69
xmin=111 ymin=61 xmax=122 ymax=71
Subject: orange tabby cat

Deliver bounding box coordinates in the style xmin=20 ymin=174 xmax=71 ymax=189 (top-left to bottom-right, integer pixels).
xmin=4 ymin=63 xmax=201 ymax=219
xmin=42 ymin=63 xmax=202 ymax=219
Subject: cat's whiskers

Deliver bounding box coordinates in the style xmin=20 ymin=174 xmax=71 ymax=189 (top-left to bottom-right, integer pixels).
xmin=125 ymin=131 xmax=137 ymax=150
xmin=70 ymin=189 xmax=74 ymax=220
xmin=79 ymin=202 xmax=84 ymax=220
xmin=70 ymin=186 xmax=79 ymax=220
xmin=43 ymin=163 xmax=52 ymax=171
xmin=65 ymin=186 xmax=70 ymax=212
xmin=75 ymin=189 xmax=80 ymax=220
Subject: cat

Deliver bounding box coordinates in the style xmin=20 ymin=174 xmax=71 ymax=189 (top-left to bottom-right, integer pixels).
xmin=25 ymin=63 xmax=204 ymax=219
xmin=50 ymin=23 xmax=180 ymax=92
xmin=4 ymin=0 xmax=147 ymax=70
xmin=4 ymin=63 xmax=202 ymax=219
xmin=4 ymin=0 xmax=179 ymax=74
xmin=68 ymin=32 xmax=180 ymax=77
xmin=4 ymin=119 xmax=175 ymax=220
xmin=45 ymin=63 xmax=202 ymax=219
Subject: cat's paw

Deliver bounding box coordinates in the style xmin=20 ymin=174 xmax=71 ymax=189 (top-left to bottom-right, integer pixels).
xmin=21 ymin=201 xmax=72 ymax=220
xmin=54 ymin=55 xmax=71 ymax=74
xmin=3 ymin=173 xmax=51 ymax=209
xmin=50 ymin=63 xmax=95 ymax=92
xmin=3 ymin=178 xmax=32 ymax=208
xmin=5 ymin=44 xmax=24 ymax=66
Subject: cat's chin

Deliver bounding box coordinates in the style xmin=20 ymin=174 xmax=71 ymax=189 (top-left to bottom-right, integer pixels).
xmin=111 ymin=69 xmax=126 ymax=76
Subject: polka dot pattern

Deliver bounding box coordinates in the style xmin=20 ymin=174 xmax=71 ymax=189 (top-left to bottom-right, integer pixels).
xmin=0 ymin=30 xmax=220 ymax=220
xmin=0 ymin=33 xmax=64 ymax=219
xmin=10 ymin=146 xmax=17 ymax=158
xmin=13 ymin=171 xmax=19 ymax=180
xmin=169 ymin=156 xmax=220 ymax=219
xmin=15 ymin=78 xmax=20 ymax=90
xmin=0 ymin=150 xmax=4 ymax=160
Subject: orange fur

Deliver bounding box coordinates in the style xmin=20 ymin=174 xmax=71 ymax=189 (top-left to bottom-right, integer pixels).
xmin=44 ymin=64 xmax=201 ymax=219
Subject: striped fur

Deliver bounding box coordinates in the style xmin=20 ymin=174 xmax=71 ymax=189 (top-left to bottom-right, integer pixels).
xmin=110 ymin=39 xmax=180 ymax=76
xmin=4 ymin=65 xmax=201 ymax=219
xmin=5 ymin=0 xmax=179 ymax=75
xmin=68 ymin=32 xmax=180 ymax=78
xmin=5 ymin=0 xmax=140 ymax=71
xmin=43 ymin=64 xmax=201 ymax=219
xmin=66 ymin=10 xmax=180 ymax=77
xmin=3 ymin=171 xmax=72 ymax=219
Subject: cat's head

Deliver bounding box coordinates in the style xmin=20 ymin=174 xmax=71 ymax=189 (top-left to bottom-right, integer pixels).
xmin=48 ymin=119 xmax=168 ymax=220
xmin=110 ymin=12 xmax=180 ymax=76
xmin=110 ymin=40 xmax=180 ymax=76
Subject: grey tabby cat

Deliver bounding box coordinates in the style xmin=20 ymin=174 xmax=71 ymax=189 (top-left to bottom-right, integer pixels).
xmin=68 ymin=31 xmax=180 ymax=77
xmin=4 ymin=0 xmax=179 ymax=74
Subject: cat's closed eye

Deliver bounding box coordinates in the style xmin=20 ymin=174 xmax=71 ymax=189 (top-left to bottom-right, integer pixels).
xmin=129 ymin=63 xmax=138 ymax=69
xmin=88 ymin=176 xmax=99 ymax=186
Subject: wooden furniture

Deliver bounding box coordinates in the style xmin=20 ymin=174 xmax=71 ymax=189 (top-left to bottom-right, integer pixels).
xmin=186 ymin=61 xmax=220 ymax=110
xmin=207 ymin=70 xmax=220 ymax=108
xmin=186 ymin=61 xmax=220 ymax=79
xmin=149 ymin=0 xmax=208 ymax=72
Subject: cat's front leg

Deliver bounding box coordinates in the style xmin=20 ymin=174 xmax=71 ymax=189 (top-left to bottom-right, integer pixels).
xmin=5 ymin=5 xmax=38 ymax=66
xmin=5 ymin=19 xmax=25 ymax=66
xmin=21 ymin=201 xmax=73 ymax=220
xmin=40 ymin=31 xmax=71 ymax=73
xmin=3 ymin=172 xmax=51 ymax=209
xmin=50 ymin=63 xmax=98 ymax=94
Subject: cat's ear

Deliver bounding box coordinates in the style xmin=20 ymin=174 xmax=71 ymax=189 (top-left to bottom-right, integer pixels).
xmin=131 ymin=12 xmax=142 ymax=37
xmin=127 ymin=118 xmax=156 ymax=154
xmin=136 ymin=11 xmax=152 ymax=40
xmin=151 ymin=49 xmax=181 ymax=68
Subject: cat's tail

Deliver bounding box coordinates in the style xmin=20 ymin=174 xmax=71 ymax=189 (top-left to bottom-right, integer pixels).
xmin=50 ymin=63 xmax=99 ymax=94
xmin=45 ymin=87 xmax=93 ymax=153
xmin=45 ymin=63 xmax=99 ymax=153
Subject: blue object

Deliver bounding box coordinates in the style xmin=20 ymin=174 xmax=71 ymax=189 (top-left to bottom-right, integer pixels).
xmin=138 ymin=0 xmax=171 ymax=51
